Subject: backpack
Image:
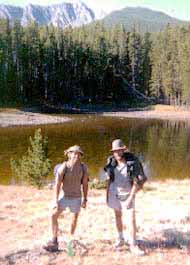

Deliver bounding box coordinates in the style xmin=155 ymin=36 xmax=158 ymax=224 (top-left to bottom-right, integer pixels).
xmin=104 ymin=151 xmax=147 ymax=188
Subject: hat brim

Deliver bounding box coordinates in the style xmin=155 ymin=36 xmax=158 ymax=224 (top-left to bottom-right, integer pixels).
xmin=110 ymin=146 xmax=127 ymax=152
xmin=64 ymin=150 xmax=84 ymax=156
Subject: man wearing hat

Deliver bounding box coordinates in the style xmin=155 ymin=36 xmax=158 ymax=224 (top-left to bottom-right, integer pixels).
xmin=104 ymin=139 xmax=146 ymax=256
xmin=43 ymin=145 xmax=89 ymax=252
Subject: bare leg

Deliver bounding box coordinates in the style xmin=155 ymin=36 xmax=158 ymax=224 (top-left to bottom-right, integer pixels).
xmin=124 ymin=209 xmax=144 ymax=255
xmin=123 ymin=209 xmax=136 ymax=245
xmin=70 ymin=213 xmax=79 ymax=235
xmin=129 ymin=210 xmax=136 ymax=245
xmin=114 ymin=210 xmax=123 ymax=234
xmin=43 ymin=207 xmax=63 ymax=251
xmin=51 ymin=207 xmax=63 ymax=240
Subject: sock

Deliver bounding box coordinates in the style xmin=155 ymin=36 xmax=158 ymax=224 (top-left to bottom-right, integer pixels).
xmin=118 ymin=231 xmax=124 ymax=240
xmin=123 ymin=231 xmax=136 ymax=245
xmin=52 ymin=237 xmax=58 ymax=243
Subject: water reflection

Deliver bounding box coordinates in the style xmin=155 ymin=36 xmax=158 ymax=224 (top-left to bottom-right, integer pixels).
xmin=0 ymin=116 xmax=190 ymax=184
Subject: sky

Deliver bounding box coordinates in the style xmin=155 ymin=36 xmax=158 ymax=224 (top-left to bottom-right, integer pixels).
xmin=0 ymin=0 xmax=190 ymax=21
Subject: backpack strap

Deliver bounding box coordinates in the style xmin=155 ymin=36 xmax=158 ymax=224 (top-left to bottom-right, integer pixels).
xmin=81 ymin=163 xmax=89 ymax=183
xmin=54 ymin=162 xmax=67 ymax=181
xmin=62 ymin=162 xmax=67 ymax=181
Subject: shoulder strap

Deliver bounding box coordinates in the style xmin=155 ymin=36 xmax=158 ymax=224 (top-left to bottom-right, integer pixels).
xmin=62 ymin=162 xmax=67 ymax=180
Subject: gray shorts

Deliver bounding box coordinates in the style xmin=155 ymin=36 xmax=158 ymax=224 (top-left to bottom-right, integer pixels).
xmin=107 ymin=192 xmax=135 ymax=211
xmin=53 ymin=197 xmax=81 ymax=213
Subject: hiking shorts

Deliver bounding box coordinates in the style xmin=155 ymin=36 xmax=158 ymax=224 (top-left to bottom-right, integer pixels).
xmin=53 ymin=197 xmax=82 ymax=213
xmin=107 ymin=192 xmax=135 ymax=211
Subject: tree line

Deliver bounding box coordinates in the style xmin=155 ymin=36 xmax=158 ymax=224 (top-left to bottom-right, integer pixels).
xmin=0 ymin=19 xmax=190 ymax=107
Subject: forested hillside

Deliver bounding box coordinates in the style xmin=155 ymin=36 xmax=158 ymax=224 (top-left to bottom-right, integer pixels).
xmin=0 ymin=19 xmax=190 ymax=107
xmin=101 ymin=7 xmax=188 ymax=32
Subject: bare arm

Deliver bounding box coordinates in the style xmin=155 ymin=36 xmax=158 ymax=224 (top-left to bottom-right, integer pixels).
xmin=106 ymin=175 xmax=111 ymax=203
xmin=106 ymin=173 xmax=111 ymax=203
xmin=129 ymin=182 xmax=139 ymax=199
xmin=81 ymin=166 xmax=89 ymax=208
xmin=82 ymin=174 xmax=88 ymax=201
xmin=126 ymin=182 xmax=139 ymax=209
xmin=54 ymin=164 xmax=65 ymax=207
xmin=55 ymin=172 xmax=63 ymax=203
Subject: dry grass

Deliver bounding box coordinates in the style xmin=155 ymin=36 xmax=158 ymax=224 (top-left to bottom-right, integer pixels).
xmin=0 ymin=180 xmax=190 ymax=264
xmin=153 ymin=104 xmax=190 ymax=112
xmin=103 ymin=105 xmax=190 ymax=120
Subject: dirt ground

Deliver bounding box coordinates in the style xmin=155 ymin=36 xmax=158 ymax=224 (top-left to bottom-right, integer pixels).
xmin=0 ymin=180 xmax=190 ymax=265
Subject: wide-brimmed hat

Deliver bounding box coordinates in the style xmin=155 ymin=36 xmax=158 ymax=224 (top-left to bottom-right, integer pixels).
xmin=64 ymin=145 xmax=84 ymax=155
xmin=110 ymin=139 xmax=127 ymax=152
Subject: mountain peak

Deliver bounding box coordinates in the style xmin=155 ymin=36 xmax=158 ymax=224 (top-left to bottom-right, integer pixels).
xmin=0 ymin=1 xmax=95 ymax=28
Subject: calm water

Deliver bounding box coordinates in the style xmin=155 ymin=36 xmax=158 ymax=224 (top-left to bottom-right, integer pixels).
xmin=1 ymin=115 xmax=190 ymax=185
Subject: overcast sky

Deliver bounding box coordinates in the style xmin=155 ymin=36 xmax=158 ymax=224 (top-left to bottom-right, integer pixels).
xmin=0 ymin=0 xmax=190 ymax=21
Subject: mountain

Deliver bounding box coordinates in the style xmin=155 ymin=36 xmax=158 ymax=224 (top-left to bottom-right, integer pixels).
xmin=0 ymin=1 xmax=95 ymax=28
xmin=0 ymin=3 xmax=189 ymax=32
xmin=101 ymin=7 xmax=189 ymax=32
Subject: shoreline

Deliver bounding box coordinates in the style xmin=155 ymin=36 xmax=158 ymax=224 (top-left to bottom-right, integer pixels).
xmin=0 ymin=179 xmax=190 ymax=264
xmin=102 ymin=110 xmax=190 ymax=121
xmin=0 ymin=109 xmax=71 ymax=128
xmin=1 ymin=105 xmax=190 ymax=128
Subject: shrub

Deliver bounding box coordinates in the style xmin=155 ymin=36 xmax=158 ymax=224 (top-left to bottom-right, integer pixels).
xmin=11 ymin=128 xmax=51 ymax=188
xmin=89 ymin=178 xmax=107 ymax=189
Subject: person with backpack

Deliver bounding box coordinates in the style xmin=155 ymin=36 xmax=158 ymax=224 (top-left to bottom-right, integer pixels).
xmin=43 ymin=145 xmax=89 ymax=252
xmin=104 ymin=139 xmax=147 ymax=256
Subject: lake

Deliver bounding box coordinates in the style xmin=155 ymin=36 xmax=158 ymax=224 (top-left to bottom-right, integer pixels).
xmin=0 ymin=115 xmax=190 ymax=185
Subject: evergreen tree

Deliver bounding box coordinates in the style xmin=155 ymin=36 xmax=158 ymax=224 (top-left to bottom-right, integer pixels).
xmin=11 ymin=128 xmax=51 ymax=188
xmin=128 ymin=27 xmax=143 ymax=93
xmin=0 ymin=17 xmax=190 ymax=107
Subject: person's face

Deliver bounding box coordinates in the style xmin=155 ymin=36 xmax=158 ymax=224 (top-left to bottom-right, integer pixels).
xmin=113 ymin=149 xmax=125 ymax=161
xmin=68 ymin=151 xmax=81 ymax=163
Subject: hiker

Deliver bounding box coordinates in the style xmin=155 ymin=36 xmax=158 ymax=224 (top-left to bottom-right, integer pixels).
xmin=104 ymin=139 xmax=147 ymax=256
xmin=43 ymin=145 xmax=89 ymax=252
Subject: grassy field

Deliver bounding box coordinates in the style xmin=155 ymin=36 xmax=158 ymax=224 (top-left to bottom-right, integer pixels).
xmin=0 ymin=179 xmax=190 ymax=265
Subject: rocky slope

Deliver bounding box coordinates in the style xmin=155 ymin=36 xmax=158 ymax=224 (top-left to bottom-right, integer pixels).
xmin=0 ymin=1 xmax=95 ymax=28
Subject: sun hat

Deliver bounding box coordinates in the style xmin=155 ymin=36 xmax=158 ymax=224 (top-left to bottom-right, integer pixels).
xmin=110 ymin=139 xmax=127 ymax=152
xmin=64 ymin=145 xmax=84 ymax=156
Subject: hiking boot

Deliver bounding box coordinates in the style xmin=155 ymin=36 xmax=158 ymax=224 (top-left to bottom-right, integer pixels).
xmin=114 ymin=238 xmax=125 ymax=249
xmin=129 ymin=245 xmax=145 ymax=256
xmin=43 ymin=240 xmax=59 ymax=252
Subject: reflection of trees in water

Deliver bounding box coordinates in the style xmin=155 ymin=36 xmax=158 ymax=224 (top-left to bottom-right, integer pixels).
xmin=1 ymin=117 xmax=190 ymax=183
xmin=47 ymin=118 xmax=190 ymax=180
xmin=146 ymin=120 xmax=190 ymax=179
xmin=164 ymin=120 xmax=190 ymax=131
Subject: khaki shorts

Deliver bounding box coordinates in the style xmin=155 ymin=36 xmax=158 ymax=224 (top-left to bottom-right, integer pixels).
xmin=53 ymin=197 xmax=81 ymax=213
xmin=107 ymin=192 xmax=135 ymax=211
